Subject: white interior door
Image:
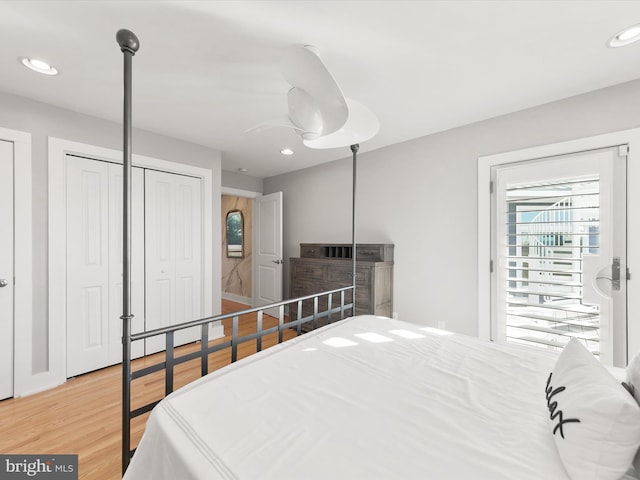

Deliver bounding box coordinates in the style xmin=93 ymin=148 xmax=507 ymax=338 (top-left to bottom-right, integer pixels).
xmin=254 ymin=192 xmax=283 ymax=313
xmin=0 ymin=140 xmax=14 ymax=399
xmin=66 ymin=156 xmax=110 ymax=376
xmin=492 ymin=146 xmax=627 ymax=365
xmin=145 ymin=170 xmax=202 ymax=354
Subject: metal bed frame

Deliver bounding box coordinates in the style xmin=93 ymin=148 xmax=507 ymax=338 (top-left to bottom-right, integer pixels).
xmin=117 ymin=30 xmax=361 ymax=476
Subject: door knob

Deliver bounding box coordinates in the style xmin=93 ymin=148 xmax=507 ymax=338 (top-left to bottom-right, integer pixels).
xmin=0 ymin=279 xmax=8 ymax=288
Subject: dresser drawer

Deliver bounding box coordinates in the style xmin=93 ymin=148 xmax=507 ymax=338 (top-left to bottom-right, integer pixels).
xmin=291 ymin=280 xmax=336 ymax=297
xmin=356 ymin=245 xmax=387 ymax=261
xmin=291 ymin=261 xmax=326 ymax=281
xmin=326 ymin=266 xmax=352 ymax=284
xmin=300 ymin=245 xmax=322 ymax=258
xmin=327 ymin=265 xmax=370 ymax=285
xmin=290 ymin=282 xmax=314 ymax=298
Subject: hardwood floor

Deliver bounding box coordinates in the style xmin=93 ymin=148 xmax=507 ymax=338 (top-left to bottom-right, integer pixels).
xmin=0 ymin=300 xmax=297 ymax=480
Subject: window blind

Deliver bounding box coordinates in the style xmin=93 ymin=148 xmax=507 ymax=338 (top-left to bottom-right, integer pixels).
xmin=502 ymin=177 xmax=600 ymax=354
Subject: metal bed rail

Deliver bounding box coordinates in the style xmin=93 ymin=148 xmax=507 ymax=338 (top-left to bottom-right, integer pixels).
xmin=122 ymin=286 xmax=355 ymax=470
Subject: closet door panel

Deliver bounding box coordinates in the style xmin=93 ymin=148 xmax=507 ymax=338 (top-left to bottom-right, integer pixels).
xmin=145 ymin=170 xmax=175 ymax=354
xmin=145 ymin=170 xmax=202 ymax=353
xmin=174 ymin=176 xmax=202 ymax=346
xmin=66 ymin=156 xmax=110 ymax=377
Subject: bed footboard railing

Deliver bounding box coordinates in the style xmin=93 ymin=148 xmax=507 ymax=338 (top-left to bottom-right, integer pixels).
xmin=122 ymin=286 xmax=354 ymax=473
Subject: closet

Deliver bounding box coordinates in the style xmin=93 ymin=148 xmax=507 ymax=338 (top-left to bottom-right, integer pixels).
xmin=65 ymin=155 xmax=202 ymax=377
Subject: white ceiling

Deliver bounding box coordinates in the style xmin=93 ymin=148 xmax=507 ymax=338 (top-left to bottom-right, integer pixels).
xmin=2 ymin=1 xmax=640 ymax=178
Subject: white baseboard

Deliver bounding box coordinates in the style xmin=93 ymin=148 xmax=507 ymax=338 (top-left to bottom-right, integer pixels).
xmin=222 ymin=292 xmax=252 ymax=307
xmin=15 ymin=378 xmax=65 ymax=398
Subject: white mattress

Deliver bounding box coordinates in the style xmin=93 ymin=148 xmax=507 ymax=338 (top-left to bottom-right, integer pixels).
xmin=123 ymin=315 xmax=636 ymax=480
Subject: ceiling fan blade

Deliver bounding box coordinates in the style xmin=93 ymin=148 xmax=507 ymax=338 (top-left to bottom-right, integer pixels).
xmin=287 ymin=88 xmax=322 ymax=139
xmin=302 ymin=99 xmax=380 ymax=149
xmin=281 ymin=45 xmax=348 ymax=136
xmin=244 ymin=115 xmax=307 ymax=135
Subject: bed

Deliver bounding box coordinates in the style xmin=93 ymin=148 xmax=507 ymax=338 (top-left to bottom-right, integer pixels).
xmin=123 ymin=314 xmax=640 ymax=480
xmin=115 ymin=30 xmax=640 ymax=480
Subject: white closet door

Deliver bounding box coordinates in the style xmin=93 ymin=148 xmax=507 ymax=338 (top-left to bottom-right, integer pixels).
xmin=0 ymin=140 xmax=14 ymax=399
xmin=66 ymin=156 xmax=111 ymax=376
xmin=145 ymin=170 xmax=202 ymax=354
xmin=108 ymin=163 xmax=145 ymax=363
xmin=174 ymin=175 xmax=203 ymax=343
xmin=67 ymin=157 xmax=145 ymax=376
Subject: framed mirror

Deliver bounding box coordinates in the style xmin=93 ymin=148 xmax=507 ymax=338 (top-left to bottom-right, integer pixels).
xmin=226 ymin=210 xmax=244 ymax=258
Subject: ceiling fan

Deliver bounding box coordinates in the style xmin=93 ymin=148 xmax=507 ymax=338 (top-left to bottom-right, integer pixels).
xmin=248 ymin=44 xmax=380 ymax=149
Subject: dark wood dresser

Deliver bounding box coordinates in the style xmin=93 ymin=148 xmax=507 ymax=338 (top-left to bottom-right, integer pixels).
xmin=289 ymin=243 xmax=394 ymax=328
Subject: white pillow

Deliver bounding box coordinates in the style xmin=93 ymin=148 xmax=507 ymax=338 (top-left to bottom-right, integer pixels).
xmin=546 ymin=338 xmax=640 ymax=480
xmin=627 ymin=351 xmax=640 ymax=405
xmin=626 ymin=352 xmax=640 ymax=475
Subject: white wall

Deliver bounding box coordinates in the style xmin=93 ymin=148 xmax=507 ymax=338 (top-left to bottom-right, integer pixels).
xmin=264 ymin=78 xmax=640 ymax=337
xmin=0 ymin=91 xmax=222 ymax=394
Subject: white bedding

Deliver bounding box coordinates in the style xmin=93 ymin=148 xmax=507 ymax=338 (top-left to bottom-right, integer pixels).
xmin=123 ymin=315 xmax=637 ymax=480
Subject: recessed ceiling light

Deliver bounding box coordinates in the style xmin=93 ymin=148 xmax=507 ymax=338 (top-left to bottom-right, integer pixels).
xmin=609 ymin=24 xmax=640 ymax=47
xmin=280 ymin=148 xmax=294 ymax=156
xmin=237 ymin=167 xmax=248 ymax=173
xmin=20 ymin=57 xmax=58 ymax=75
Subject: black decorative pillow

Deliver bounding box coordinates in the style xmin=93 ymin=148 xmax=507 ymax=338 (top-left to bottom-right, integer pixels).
xmin=546 ymin=338 xmax=640 ymax=480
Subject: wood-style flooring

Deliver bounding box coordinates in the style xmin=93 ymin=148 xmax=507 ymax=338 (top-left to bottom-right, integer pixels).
xmin=0 ymin=300 xmax=297 ymax=480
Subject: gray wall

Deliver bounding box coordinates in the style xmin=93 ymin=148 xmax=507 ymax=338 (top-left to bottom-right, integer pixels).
xmin=0 ymin=91 xmax=222 ymax=374
xmin=221 ymin=170 xmax=263 ymax=193
xmin=264 ymin=78 xmax=640 ymax=337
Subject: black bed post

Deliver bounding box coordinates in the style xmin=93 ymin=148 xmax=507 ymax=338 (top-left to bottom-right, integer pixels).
xmin=351 ymin=144 xmax=359 ymax=310
xmin=117 ymin=28 xmax=139 ymax=477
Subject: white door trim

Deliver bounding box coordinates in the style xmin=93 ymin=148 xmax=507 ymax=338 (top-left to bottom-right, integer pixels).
xmin=48 ymin=137 xmax=217 ymax=387
xmin=478 ymin=128 xmax=640 ymax=362
xmin=0 ymin=127 xmax=33 ymax=398
xmin=221 ymin=186 xmax=261 ymax=199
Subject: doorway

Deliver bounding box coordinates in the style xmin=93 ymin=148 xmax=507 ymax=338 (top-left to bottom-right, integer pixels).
xmin=0 ymin=127 xmax=32 ymax=400
xmin=220 ymin=189 xmax=283 ymax=313
xmin=222 ymin=194 xmax=254 ymax=305
xmin=491 ymin=146 xmax=627 ymax=365
xmin=0 ymin=139 xmax=14 ymax=399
